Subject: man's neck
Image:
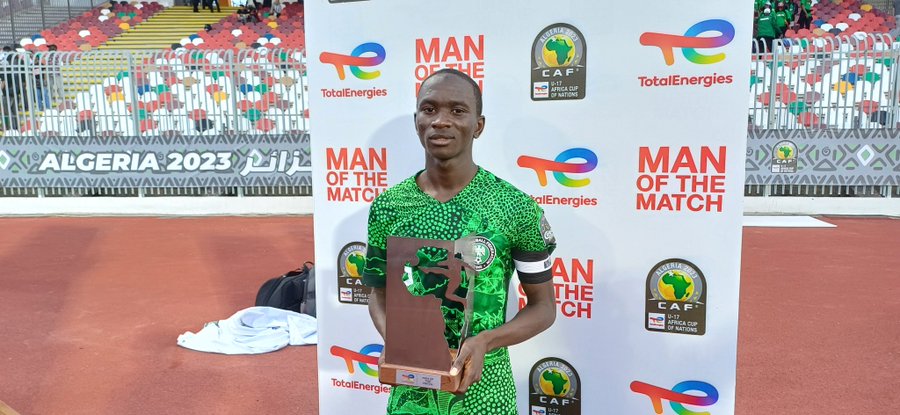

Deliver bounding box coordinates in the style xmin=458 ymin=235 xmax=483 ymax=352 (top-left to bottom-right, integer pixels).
xmin=419 ymin=158 xmax=478 ymax=202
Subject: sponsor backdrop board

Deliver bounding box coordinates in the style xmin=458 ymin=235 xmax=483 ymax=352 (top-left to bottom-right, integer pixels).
xmin=307 ymin=1 xmax=752 ymax=414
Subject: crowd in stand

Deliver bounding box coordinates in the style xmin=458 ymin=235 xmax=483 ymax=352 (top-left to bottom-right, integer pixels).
xmin=192 ymin=0 xmax=220 ymax=13
xmin=753 ymin=0 xmax=898 ymax=53
xmin=754 ymin=0 xmax=814 ymax=51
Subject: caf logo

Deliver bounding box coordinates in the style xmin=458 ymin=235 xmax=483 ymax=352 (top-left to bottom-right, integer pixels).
xmin=645 ymin=259 xmax=707 ymax=336
xmin=338 ymin=242 xmax=369 ymax=305
xmin=529 ymin=357 xmax=581 ymax=415
xmin=540 ymin=215 xmax=556 ymax=247
xmin=771 ymin=140 xmax=798 ymax=173
xmin=470 ymin=236 xmax=496 ymax=272
xmin=531 ymin=23 xmax=587 ymax=101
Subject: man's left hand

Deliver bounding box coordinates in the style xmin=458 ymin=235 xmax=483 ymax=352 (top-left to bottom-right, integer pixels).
xmin=450 ymin=333 xmax=490 ymax=394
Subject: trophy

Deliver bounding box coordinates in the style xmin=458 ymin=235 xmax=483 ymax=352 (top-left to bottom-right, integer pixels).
xmin=377 ymin=236 xmax=478 ymax=392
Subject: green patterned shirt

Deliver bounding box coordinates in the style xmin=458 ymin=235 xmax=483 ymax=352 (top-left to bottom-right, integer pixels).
xmin=363 ymin=167 xmax=556 ymax=355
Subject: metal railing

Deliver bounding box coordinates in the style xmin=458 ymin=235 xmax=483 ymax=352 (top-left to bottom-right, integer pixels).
xmin=4 ymin=36 xmax=900 ymax=136
xmin=744 ymin=184 xmax=892 ymax=197
xmin=750 ymin=34 xmax=900 ymax=129
xmin=1 ymin=48 xmax=308 ymax=137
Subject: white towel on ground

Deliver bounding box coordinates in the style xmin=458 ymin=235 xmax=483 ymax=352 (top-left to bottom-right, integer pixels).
xmin=177 ymin=306 xmax=317 ymax=354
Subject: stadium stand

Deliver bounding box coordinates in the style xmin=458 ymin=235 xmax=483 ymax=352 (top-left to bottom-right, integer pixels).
xmin=100 ymin=5 xmax=239 ymax=50
xmin=4 ymin=0 xmax=895 ymax=136
xmin=749 ymin=0 xmax=900 ymax=129
xmin=0 ymin=0 xmax=96 ymax=46
xmin=0 ymin=48 xmax=309 ymax=137
xmin=0 ymin=1 xmax=308 ymax=138
xmin=176 ymin=1 xmax=305 ymax=50
xmin=16 ymin=2 xmax=166 ymax=52
xmin=783 ymin=0 xmax=896 ymax=38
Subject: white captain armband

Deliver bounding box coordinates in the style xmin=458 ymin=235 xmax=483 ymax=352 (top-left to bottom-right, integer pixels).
xmin=513 ymin=251 xmax=553 ymax=284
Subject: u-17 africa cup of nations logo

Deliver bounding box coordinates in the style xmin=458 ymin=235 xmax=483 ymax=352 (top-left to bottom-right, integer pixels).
xmin=645 ymin=258 xmax=707 ymax=336
xmin=771 ymin=140 xmax=798 ymax=173
xmin=529 ymin=357 xmax=581 ymax=415
xmin=531 ymin=23 xmax=587 ymax=101
xmin=338 ymin=242 xmax=369 ymax=305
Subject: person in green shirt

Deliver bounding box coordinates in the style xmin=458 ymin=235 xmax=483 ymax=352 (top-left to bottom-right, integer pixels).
xmin=755 ymin=0 xmax=768 ymax=12
xmin=756 ymin=8 xmax=778 ymax=52
xmin=773 ymin=2 xmax=791 ymax=37
xmin=786 ymin=0 xmax=797 ymax=21
xmin=797 ymin=0 xmax=813 ymax=30
xmin=364 ymin=68 xmax=558 ymax=415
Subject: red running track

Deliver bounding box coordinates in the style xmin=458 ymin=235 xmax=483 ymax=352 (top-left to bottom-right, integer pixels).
xmin=0 ymin=216 xmax=897 ymax=414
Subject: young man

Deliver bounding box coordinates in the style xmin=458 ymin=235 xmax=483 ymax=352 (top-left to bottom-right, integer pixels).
xmin=364 ymin=69 xmax=557 ymax=415
xmin=773 ymin=2 xmax=791 ymax=37
xmin=797 ymin=0 xmax=812 ymax=30
xmin=756 ymin=8 xmax=778 ymax=52
xmin=33 ymin=45 xmax=58 ymax=111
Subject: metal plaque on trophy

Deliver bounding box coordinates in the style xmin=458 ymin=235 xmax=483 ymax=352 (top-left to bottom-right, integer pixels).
xmin=378 ymin=236 xmax=478 ymax=392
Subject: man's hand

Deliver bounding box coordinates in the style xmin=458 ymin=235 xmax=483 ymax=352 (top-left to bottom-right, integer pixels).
xmin=450 ymin=333 xmax=490 ymax=394
xmin=446 ymin=279 xmax=556 ymax=393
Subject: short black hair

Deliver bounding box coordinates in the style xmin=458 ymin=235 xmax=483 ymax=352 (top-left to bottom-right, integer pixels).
xmin=419 ymin=68 xmax=483 ymax=116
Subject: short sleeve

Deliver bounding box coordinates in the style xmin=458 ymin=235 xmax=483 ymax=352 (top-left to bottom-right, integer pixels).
xmin=512 ymin=202 xmax=557 ymax=285
xmin=362 ymin=197 xmax=388 ymax=288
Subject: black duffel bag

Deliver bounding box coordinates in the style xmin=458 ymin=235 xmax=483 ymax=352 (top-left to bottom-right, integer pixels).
xmin=254 ymin=261 xmax=316 ymax=316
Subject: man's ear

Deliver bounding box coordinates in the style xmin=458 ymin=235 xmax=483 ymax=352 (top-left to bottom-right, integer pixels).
xmin=474 ymin=115 xmax=486 ymax=138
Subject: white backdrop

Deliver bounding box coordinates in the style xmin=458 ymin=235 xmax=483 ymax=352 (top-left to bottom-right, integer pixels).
xmin=307 ymin=1 xmax=752 ymax=413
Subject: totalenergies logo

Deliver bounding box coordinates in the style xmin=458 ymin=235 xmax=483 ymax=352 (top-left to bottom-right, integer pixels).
xmin=330 ymin=344 xmax=382 ymax=377
xmin=517 ymin=148 xmax=598 ymax=188
xmin=630 ymin=380 xmax=719 ymax=414
xmin=639 ymin=20 xmax=735 ymax=66
xmin=319 ymin=43 xmax=386 ymax=80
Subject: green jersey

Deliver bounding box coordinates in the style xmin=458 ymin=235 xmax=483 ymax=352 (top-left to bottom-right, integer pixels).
xmin=364 ymin=167 xmax=556 ymax=415
xmin=774 ymin=10 xmax=790 ymax=30
xmin=801 ymin=0 xmax=812 ymax=12
xmin=757 ymin=14 xmax=778 ymax=38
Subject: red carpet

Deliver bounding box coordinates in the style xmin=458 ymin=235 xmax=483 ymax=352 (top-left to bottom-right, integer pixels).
xmin=0 ymin=216 xmax=896 ymax=414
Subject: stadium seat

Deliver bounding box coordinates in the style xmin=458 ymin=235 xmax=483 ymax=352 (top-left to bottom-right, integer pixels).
xmin=18 ymin=2 xmax=164 ymax=52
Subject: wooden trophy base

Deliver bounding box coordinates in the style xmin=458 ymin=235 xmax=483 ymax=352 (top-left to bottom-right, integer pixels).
xmin=379 ymin=349 xmax=461 ymax=393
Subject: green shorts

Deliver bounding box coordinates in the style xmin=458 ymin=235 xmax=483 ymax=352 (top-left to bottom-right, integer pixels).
xmin=386 ymin=349 xmax=517 ymax=415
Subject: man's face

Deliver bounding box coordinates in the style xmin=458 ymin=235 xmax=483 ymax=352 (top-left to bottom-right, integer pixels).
xmin=414 ymin=74 xmax=485 ymax=162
